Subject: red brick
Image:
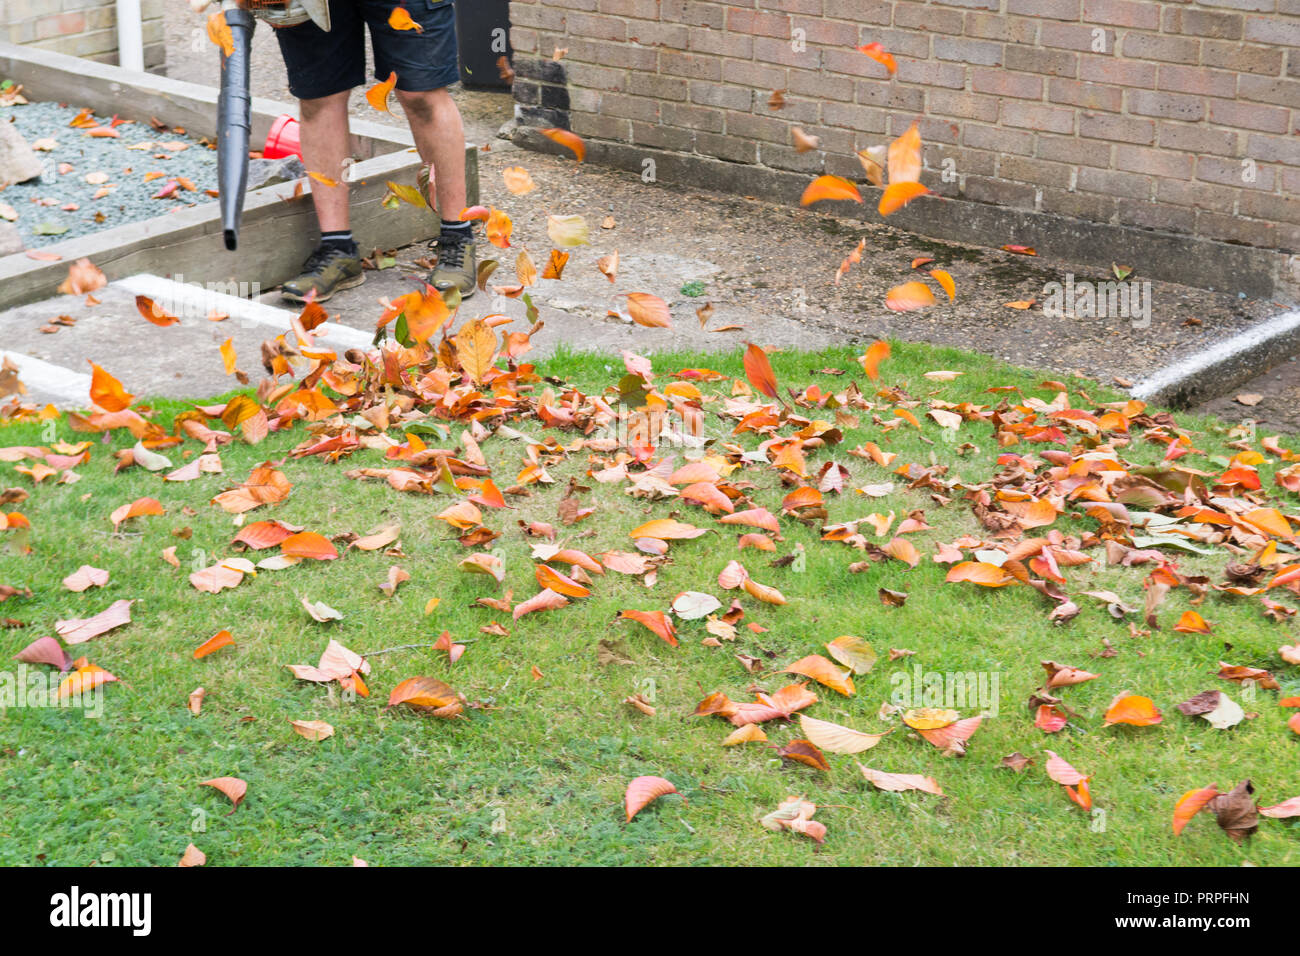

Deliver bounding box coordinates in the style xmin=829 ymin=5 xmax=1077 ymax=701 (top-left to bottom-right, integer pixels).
xmin=1007 ymin=0 xmax=1079 ymax=19
xmin=1162 ymin=7 xmax=1244 ymax=38
xmin=1128 ymin=89 xmax=1206 ymax=122
xmin=822 ymin=101 xmax=889 ymax=135
xmin=1207 ymin=97 xmax=1291 ymax=133
xmin=932 ymin=36 xmax=1004 ymax=66
xmin=972 ymin=66 xmax=1042 ymax=99
xmin=1115 ymin=144 xmax=1194 ymax=179
xmin=1119 ymin=32 xmax=1201 ymax=65
xmin=1000 ymin=101 xmax=1076 ymax=134
xmin=726 ymin=8 xmax=791 ymax=39
xmin=1157 ymin=122 xmax=1239 ymax=155
xmin=1037 ymin=133 xmax=1112 ymax=167
xmin=964 ymin=12 xmax=1039 ymax=42
xmin=1238 ymin=74 xmax=1300 ymax=108
xmin=1082 ymin=0 xmax=1160 ymax=29
xmin=1078 ymin=112 xmax=1156 ymax=144
xmin=1040 ymin=22 xmax=1112 ymax=52
xmin=1004 ymin=45 xmax=1078 ymax=77
xmin=1157 ymin=64 xmax=1238 ymax=98
xmin=1079 ymin=55 xmax=1156 ymax=88
xmin=895 ymin=59 xmax=968 ymax=89
xmin=927 ymin=90 xmax=1001 ymax=123
xmin=1202 ymin=40 xmax=1286 ymax=74
xmin=1048 ymin=77 xmax=1123 ymax=111
xmin=893 ymin=2 xmax=966 ymax=34
xmin=964 ymin=122 xmax=1035 ymax=156
xmin=1246 ymin=133 xmax=1300 ymax=166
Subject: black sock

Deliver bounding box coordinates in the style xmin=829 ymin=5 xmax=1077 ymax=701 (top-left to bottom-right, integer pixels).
xmin=320 ymin=231 xmax=356 ymax=254
xmin=440 ymin=219 xmax=473 ymax=240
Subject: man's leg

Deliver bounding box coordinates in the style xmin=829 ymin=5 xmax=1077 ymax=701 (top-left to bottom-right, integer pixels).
xmin=395 ymin=88 xmax=466 ymax=218
xmin=273 ymin=0 xmax=366 ymax=303
xmin=279 ymin=92 xmax=365 ymax=303
xmin=299 ymin=90 xmax=353 ymax=232
xmin=367 ymin=0 xmax=477 ymax=297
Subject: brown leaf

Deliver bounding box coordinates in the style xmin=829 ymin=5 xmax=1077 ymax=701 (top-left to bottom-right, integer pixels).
xmin=199 ymin=776 xmax=248 ymax=813
xmin=1208 ymin=780 xmax=1258 ymax=844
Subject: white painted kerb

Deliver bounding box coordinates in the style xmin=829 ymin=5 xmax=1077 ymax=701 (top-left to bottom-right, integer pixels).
xmin=1129 ymin=309 xmax=1300 ymax=402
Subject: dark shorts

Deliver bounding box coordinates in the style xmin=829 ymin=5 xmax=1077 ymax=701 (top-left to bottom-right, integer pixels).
xmin=275 ymin=0 xmax=459 ymax=100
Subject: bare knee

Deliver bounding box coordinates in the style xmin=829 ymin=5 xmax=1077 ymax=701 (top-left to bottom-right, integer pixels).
xmin=396 ymin=88 xmax=448 ymax=123
xmin=299 ymin=90 xmax=349 ymax=122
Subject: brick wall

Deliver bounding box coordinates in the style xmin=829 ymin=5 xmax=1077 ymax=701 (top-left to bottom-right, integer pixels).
xmin=4 ymin=0 xmax=166 ymax=70
xmin=509 ymin=0 xmax=1300 ymax=255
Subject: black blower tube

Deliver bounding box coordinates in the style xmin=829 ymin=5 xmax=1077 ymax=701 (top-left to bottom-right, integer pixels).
xmin=217 ymin=7 xmax=254 ymax=251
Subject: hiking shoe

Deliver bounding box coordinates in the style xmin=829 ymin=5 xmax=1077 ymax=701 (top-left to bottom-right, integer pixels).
xmin=280 ymin=244 xmax=364 ymax=303
xmin=429 ymin=230 xmax=477 ymax=299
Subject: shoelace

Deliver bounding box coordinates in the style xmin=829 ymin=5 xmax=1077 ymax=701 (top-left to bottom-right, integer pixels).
xmin=436 ymin=233 xmax=467 ymax=269
xmin=303 ymin=245 xmax=349 ymax=275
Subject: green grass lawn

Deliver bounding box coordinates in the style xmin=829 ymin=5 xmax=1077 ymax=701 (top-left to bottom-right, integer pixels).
xmin=1 ymin=340 xmax=1297 ymax=866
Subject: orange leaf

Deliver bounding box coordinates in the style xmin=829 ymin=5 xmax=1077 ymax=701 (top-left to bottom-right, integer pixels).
xmin=366 ymin=71 xmax=397 ymax=114
xmin=885 ymin=281 xmax=935 ymax=312
xmin=742 ymin=577 xmax=787 ymax=605
xmin=858 ymin=765 xmax=943 ymax=795
xmin=620 ymin=609 xmax=678 ymax=647
xmin=887 ymin=122 xmax=922 ymax=184
xmin=1044 ymin=750 xmax=1089 ymax=786
xmin=199 ymin=776 xmax=247 ymax=813
xmin=857 ymin=41 xmax=897 ymax=74
xmin=386 ymin=676 xmax=462 ymax=716
xmin=1035 ymin=705 xmax=1068 ymax=733
xmin=743 ymin=343 xmax=779 ymax=399
xmin=783 ymin=655 xmax=855 ymax=696
xmin=535 ymin=563 xmax=590 ymax=598
xmin=193 ymin=630 xmax=234 ymax=659
xmin=279 ymin=531 xmax=339 ymax=560
xmin=512 ymin=588 xmax=570 ymax=620
xmin=779 ymin=739 xmax=832 ymax=771
xmin=878 ymin=180 xmax=930 ymax=216
xmin=219 ymin=338 xmax=237 ymax=375
xmin=629 ymin=518 xmax=707 ymax=540
xmin=541 ymin=127 xmax=586 ymax=162
xmin=486 ymin=207 xmax=514 ymax=248
xmin=625 ymin=775 xmax=678 ymax=821
xmin=88 ymin=362 xmax=133 ymax=412
xmin=800 ymin=174 xmax=862 ymax=206
xmin=624 ymin=292 xmax=671 ymax=328
xmin=719 ymin=507 xmax=780 ymax=533
xmin=110 ymin=496 xmax=164 ymax=529
xmin=945 ymin=561 xmax=1014 ymax=587
xmin=859 ymin=340 xmax=890 ymax=380
xmin=929 ymin=269 xmax=956 ymax=301
xmin=58 ymin=662 xmax=118 ymax=698
xmin=289 ymin=719 xmax=335 ymax=741
xmin=206 ymin=10 xmax=234 ymax=56
xmin=1173 ymin=610 xmax=1211 ymax=633
xmin=1173 ymin=785 xmax=1219 ymax=835
xmin=387 ymin=6 xmax=423 ymax=31
xmin=135 ymin=294 xmax=180 ymax=326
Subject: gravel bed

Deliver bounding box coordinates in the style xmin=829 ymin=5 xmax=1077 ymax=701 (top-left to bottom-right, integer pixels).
xmin=0 ymin=101 xmax=218 ymax=249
